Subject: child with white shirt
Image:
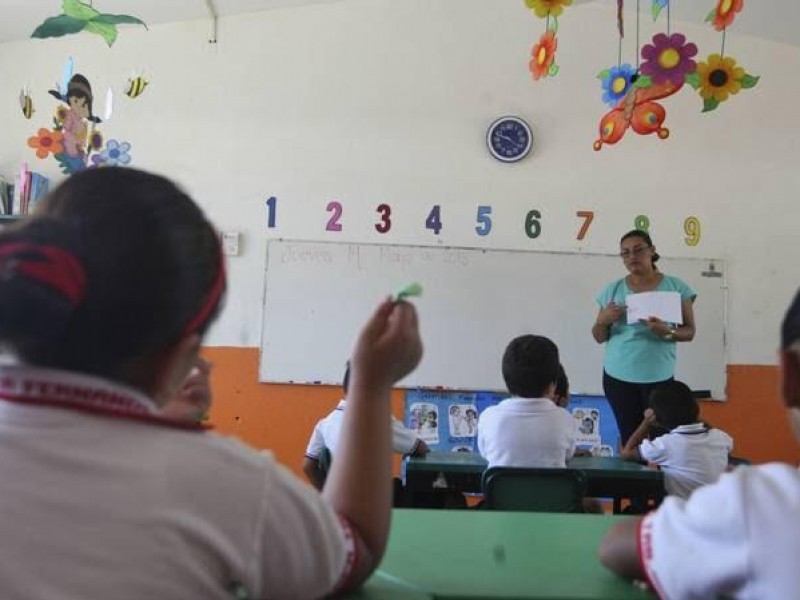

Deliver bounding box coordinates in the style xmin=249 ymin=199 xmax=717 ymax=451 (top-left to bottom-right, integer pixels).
xmin=599 ymin=287 xmax=800 ymax=598
xmin=478 ymin=335 xmax=576 ymax=469
xmin=619 ymin=380 xmax=733 ymax=499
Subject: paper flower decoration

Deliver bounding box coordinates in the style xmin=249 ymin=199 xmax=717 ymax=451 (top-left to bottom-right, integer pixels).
xmin=524 ymin=0 xmax=573 ymax=18
xmin=651 ymin=0 xmax=669 ymax=20
xmin=706 ymin=0 xmax=744 ymax=32
xmin=598 ymin=64 xmax=637 ymax=107
xmin=31 ymin=0 xmax=147 ymax=47
xmin=92 ymin=139 xmax=132 ymax=167
xmin=27 ymin=128 xmax=64 ymax=159
xmin=529 ymin=30 xmax=558 ymax=80
xmin=686 ymin=53 xmax=759 ymax=112
xmin=640 ymin=33 xmax=697 ymax=86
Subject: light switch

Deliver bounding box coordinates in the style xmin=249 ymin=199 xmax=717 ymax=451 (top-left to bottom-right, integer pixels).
xmin=221 ymin=231 xmax=241 ymax=256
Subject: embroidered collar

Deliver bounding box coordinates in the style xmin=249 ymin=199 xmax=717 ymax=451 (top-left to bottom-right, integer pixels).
xmin=0 ymin=364 xmax=209 ymax=431
xmin=672 ymin=422 xmax=709 ymax=435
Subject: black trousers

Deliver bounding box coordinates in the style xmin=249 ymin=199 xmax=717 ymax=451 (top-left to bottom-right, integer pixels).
xmin=602 ymin=371 xmax=673 ymax=446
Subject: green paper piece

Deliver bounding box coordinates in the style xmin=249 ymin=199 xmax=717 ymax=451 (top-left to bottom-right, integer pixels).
xmin=633 ymin=75 xmax=653 ymax=89
xmin=549 ymin=63 xmax=560 ymax=76
xmin=62 ymin=0 xmax=100 ymax=20
xmin=702 ymin=97 xmax=720 ymax=113
xmin=597 ymin=69 xmax=611 ymax=81
xmin=31 ymin=15 xmax=87 ymax=39
xmin=740 ymin=74 xmax=760 ymax=89
xmin=705 ymin=8 xmax=716 ymax=22
xmin=394 ymin=282 xmax=423 ymax=302
xmin=85 ymin=19 xmax=118 ymax=46
xmin=94 ymin=13 xmax=148 ymax=29
xmin=685 ymin=71 xmax=701 ymax=90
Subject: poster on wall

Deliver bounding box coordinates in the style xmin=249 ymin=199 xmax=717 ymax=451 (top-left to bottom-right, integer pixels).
xmin=404 ymin=390 xmax=620 ymax=456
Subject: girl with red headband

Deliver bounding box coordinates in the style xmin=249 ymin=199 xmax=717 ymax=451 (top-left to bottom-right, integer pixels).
xmin=0 ymin=167 xmax=423 ymax=599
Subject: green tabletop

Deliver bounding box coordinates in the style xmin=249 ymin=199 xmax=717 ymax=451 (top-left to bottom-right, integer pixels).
xmin=343 ymin=571 xmax=433 ymax=599
xmin=378 ymin=509 xmax=655 ymax=600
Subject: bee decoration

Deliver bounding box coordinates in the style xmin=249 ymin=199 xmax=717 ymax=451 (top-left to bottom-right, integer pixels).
xmin=19 ymin=87 xmax=34 ymax=119
xmin=124 ymin=74 xmax=148 ymax=99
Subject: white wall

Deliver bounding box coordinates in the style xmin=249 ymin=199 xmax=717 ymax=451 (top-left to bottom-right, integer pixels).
xmin=0 ymin=0 xmax=797 ymax=364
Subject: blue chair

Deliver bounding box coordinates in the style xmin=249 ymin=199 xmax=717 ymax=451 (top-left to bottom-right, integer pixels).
xmin=482 ymin=467 xmax=587 ymax=513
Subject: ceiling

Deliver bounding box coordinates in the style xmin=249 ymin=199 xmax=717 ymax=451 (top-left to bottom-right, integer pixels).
xmin=0 ymin=0 xmax=797 ymax=47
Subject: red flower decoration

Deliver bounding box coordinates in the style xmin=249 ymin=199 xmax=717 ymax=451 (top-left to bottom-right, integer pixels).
xmin=529 ymin=30 xmax=557 ymax=80
xmin=711 ymin=0 xmax=743 ymax=31
xmin=27 ymin=128 xmax=64 ymax=159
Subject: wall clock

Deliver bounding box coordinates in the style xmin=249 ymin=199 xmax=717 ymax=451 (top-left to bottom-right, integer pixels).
xmin=486 ymin=116 xmax=533 ymax=163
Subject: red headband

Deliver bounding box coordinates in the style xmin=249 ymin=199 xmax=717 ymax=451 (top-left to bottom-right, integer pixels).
xmin=182 ymin=240 xmax=225 ymax=336
xmin=0 ymin=243 xmax=86 ymax=306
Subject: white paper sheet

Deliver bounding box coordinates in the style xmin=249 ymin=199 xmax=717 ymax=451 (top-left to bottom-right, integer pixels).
xmin=625 ymin=291 xmax=683 ymax=325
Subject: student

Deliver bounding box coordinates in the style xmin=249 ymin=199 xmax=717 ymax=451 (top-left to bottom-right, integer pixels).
xmin=303 ymin=361 xmax=429 ymax=490
xmin=553 ymin=363 xmax=570 ymax=408
xmin=161 ymin=355 xmax=213 ymax=423
xmin=0 ymin=167 xmax=423 ymax=599
xmin=599 ymin=287 xmax=800 ymax=598
xmin=619 ymin=380 xmax=733 ymax=500
xmin=478 ymin=335 xmax=576 ymax=469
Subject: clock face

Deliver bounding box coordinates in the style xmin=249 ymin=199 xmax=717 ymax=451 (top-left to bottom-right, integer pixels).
xmin=487 ymin=117 xmax=533 ymax=163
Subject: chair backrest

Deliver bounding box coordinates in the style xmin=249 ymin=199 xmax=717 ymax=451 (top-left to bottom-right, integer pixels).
xmin=318 ymin=447 xmax=333 ymax=483
xmin=481 ymin=467 xmax=587 ymax=513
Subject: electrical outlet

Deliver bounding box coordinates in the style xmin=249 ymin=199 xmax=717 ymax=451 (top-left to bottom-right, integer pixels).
xmin=221 ymin=231 xmax=241 ymax=256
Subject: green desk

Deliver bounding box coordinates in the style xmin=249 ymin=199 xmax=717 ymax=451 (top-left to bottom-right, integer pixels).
xmin=375 ymin=509 xmax=655 ymax=600
xmin=343 ymin=571 xmax=433 ymax=599
xmin=404 ymin=453 xmax=664 ymax=513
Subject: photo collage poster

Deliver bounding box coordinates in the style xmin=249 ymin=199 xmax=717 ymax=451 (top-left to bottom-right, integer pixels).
xmin=404 ymin=390 xmax=620 ymax=456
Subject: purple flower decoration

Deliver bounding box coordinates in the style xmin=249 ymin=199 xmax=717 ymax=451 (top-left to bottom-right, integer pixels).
xmin=640 ymin=33 xmax=697 ymax=86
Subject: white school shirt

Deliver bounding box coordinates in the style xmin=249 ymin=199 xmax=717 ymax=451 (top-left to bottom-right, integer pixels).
xmin=305 ymin=399 xmax=421 ymax=459
xmin=0 ymin=365 xmax=355 ymax=600
xmin=639 ymin=463 xmax=800 ymax=600
xmin=477 ymin=397 xmax=577 ymax=469
xmin=639 ymin=422 xmax=733 ymax=499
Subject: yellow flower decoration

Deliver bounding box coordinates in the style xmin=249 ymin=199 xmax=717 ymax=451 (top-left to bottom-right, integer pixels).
xmin=525 ymin=0 xmax=573 ymax=19
xmin=696 ymin=54 xmax=744 ymax=103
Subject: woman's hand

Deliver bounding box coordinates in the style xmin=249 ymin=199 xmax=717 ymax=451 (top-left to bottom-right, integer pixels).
xmin=640 ymin=316 xmax=672 ymax=338
xmin=597 ymin=302 xmax=626 ymax=327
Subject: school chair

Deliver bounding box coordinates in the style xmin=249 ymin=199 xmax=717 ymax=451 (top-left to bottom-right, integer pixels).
xmin=481 ymin=467 xmax=587 ymax=513
xmin=727 ymin=455 xmax=752 ymax=468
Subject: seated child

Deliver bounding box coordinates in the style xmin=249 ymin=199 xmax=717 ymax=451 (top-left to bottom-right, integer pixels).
xmin=619 ymin=380 xmax=733 ymax=499
xmin=598 ymin=287 xmax=800 ymax=598
xmin=478 ymin=335 xmax=576 ymax=469
xmin=303 ymin=361 xmax=429 ymax=490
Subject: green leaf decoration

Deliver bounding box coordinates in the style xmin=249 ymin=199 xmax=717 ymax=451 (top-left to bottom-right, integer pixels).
xmin=633 ymin=75 xmax=653 ymax=89
xmin=702 ymin=97 xmax=720 ymax=113
xmin=651 ymin=2 xmax=664 ymax=21
xmin=740 ymin=73 xmax=760 ymax=89
xmin=62 ymin=0 xmax=100 ymax=21
xmin=85 ymin=19 xmax=118 ymax=46
xmin=705 ymin=8 xmax=716 ymax=22
xmin=685 ymin=71 xmax=701 ymax=89
xmin=94 ymin=13 xmax=148 ymax=29
xmin=31 ymin=15 xmax=87 ymax=39
xmin=394 ymin=282 xmax=423 ymax=302
xmin=549 ymin=63 xmax=560 ymax=76
xmin=597 ymin=69 xmax=611 ymax=81
xmin=549 ymin=16 xmax=559 ymax=33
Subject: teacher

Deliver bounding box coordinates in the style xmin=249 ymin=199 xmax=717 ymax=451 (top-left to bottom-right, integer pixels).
xmin=591 ymin=230 xmax=697 ymax=445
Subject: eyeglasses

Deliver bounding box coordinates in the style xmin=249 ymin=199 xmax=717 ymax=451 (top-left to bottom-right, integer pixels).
xmin=619 ymin=245 xmax=651 ymax=259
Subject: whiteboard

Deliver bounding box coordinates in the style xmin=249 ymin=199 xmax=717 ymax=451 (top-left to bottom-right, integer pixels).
xmin=260 ymin=240 xmax=727 ymax=398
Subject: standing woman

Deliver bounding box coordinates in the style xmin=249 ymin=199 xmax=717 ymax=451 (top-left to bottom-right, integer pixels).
xmin=591 ymin=230 xmax=696 ymax=445
xmin=0 ymin=167 xmax=423 ymax=599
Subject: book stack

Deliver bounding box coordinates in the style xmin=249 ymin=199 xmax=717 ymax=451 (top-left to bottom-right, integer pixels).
xmin=2 ymin=167 xmax=50 ymax=216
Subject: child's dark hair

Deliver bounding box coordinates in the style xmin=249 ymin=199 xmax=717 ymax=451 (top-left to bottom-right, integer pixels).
xmin=0 ymin=167 xmax=224 ymax=392
xmin=555 ymin=364 xmax=569 ymax=399
xmin=502 ymin=335 xmax=560 ymax=398
xmin=648 ymin=380 xmax=699 ymax=430
xmin=620 ymin=229 xmax=660 ymax=266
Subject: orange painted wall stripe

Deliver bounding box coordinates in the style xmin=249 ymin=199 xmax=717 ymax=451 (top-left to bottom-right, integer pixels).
xmin=204 ymin=348 xmax=799 ymax=478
